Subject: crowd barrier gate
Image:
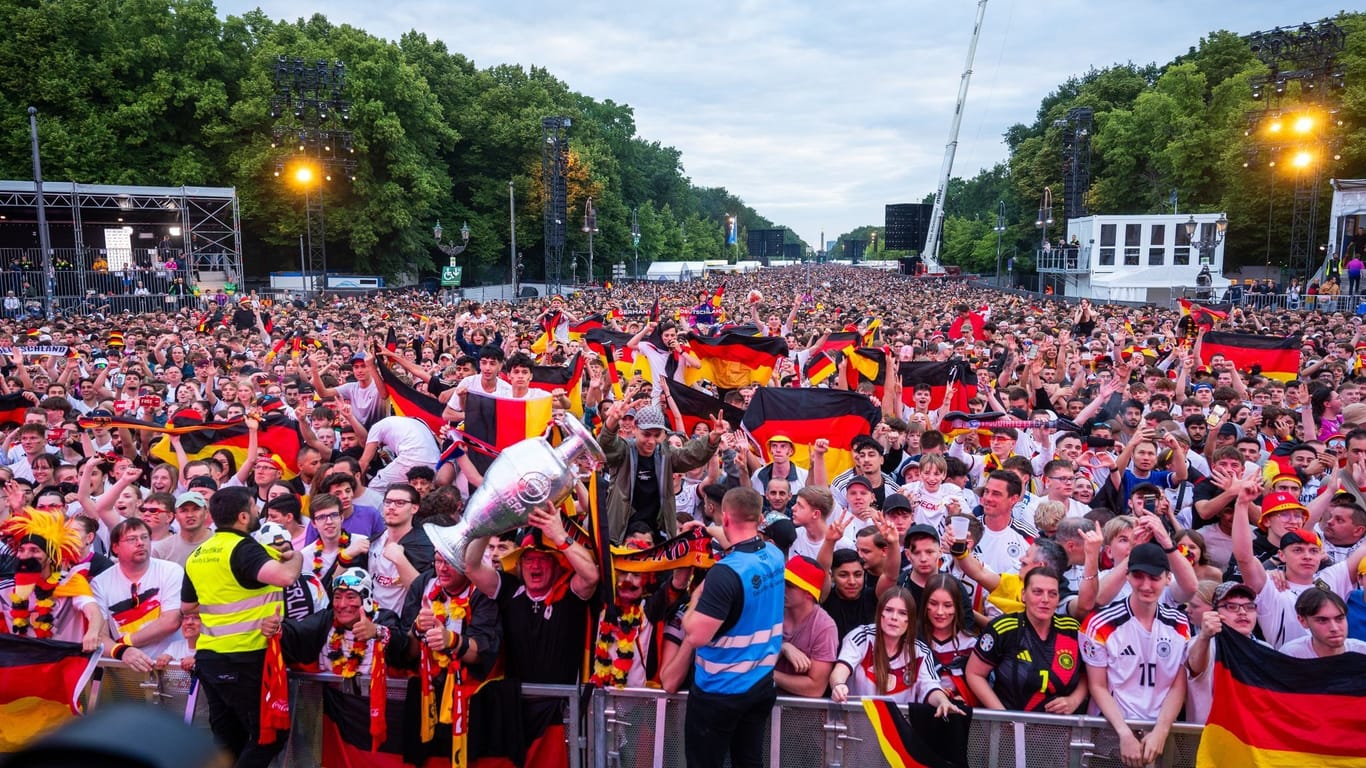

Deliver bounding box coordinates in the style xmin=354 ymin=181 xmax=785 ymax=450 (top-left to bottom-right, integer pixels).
xmin=81 ymin=661 xmax=1204 ymax=768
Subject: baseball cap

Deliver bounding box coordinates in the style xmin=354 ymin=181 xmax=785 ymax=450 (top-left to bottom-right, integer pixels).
xmin=633 ymin=405 xmax=667 ymax=432
xmin=784 ymin=555 xmax=825 ymax=601
xmin=1127 ymin=542 xmax=1170 ymax=576
xmin=1212 ymin=581 xmax=1256 ymax=606
xmin=764 ymin=518 xmax=798 ymax=555
xmin=187 ymin=476 xmax=218 ymax=492
xmin=882 ymin=493 xmax=914 ymax=515
xmin=845 ymin=475 xmax=875 ymax=493
xmin=903 ymin=524 xmax=939 ymax=546
xmin=174 ymin=491 xmax=207 ymax=509
xmin=1279 ymin=527 xmax=1322 ymax=550
xmin=1217 ymin=423 xmax=1240 ymax=438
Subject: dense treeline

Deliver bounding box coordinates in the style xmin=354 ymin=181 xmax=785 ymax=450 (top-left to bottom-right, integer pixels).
xmin=0 ymin=0 xmax=791 ymax=281
xmin=831 ymin=14 xmax=1366 ymax=277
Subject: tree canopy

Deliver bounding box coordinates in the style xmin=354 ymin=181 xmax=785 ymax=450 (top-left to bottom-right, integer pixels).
xmin=0 ymin=0 xmax=796 ymax=281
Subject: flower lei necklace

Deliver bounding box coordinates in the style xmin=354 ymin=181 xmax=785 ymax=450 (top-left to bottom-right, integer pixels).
xmin=10 ymin=571 xmax=62 ymax=638
xmin=325 ymin=624 xmax=368 ymax=678
xmin=590 ymin=602 xmax=645 ymax=687
xmin=427 ymin=583 xmax=469 ymax=668
xmin=312 ymin=531 xmax=351 ymax=579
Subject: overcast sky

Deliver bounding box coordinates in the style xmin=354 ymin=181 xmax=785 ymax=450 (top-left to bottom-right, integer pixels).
xmin=219 ymin=1 xmax=1347 ymax=246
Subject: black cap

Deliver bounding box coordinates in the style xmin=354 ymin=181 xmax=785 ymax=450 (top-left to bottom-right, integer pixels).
xmin=763 ymin=518 xmax=798 ymax=555
xmin=1128 ymin=542 xmax=1170 ymax=576
xmin=845 ymin=475 xmax=875 ymax=492
xmin=883 ymin=493 xmax=913 ymax=514
xmin=903 ymin=524 xmax=939 ymax=546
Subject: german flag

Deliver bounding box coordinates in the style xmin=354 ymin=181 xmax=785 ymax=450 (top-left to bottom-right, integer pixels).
xmin=710 ymin=283 xmax=725 ymax=310
xmin=741 ymin=387 xmax=880 ymax=478
xmin=685 ymin=332 xmax=789 ymax=390
xmin=377 ymin=364 xmax=447 ymax=436
xmin=0 ymin=392 xmax=31 ymax=427
xmin=1197 ymin=630 xmax=1366 ymax=767
xmin=862 ymin=698 xmax=971 ymax=768
xmin=148 ymin=413 xmax=303 ymax=478
xmin=664 ymin=378 xmax=744 ymax=435
xmin=860 ymin=317 xmax=882 ymax=346
xmin=1178 ymin=298 xmax=1230 ymax=330
xmin=570 ymin=314 xmax=604 ymax=338
xmin=584 ymin=328 xmax=652 ymax=389
xmin=898 ymin=361 xmax=977 ymax=411
xmin=803 ymin=351 xmax=838 ymax=386
xmin=462 ymin=392 xmax=553 ymax=469
xmin=0 ymin=636 xmax=101 ymax=751
xmin=844 ymin=347 xmax=889 ymax=394
xmin=1199 ymin=332 xmax=1302 ymax=382
xmin=818 ymin=331 xmax=862 ymax=359
xmin=530 ymin=353 xmax=586 ymax=417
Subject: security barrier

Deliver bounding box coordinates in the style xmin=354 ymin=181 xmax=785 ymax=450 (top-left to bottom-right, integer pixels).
xmin=81 ymin=661 xmax=1202 ymax=767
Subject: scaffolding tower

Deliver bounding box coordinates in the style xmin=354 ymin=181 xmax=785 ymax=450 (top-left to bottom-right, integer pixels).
xmin=541 ymin=117 xmax=571 ymax=296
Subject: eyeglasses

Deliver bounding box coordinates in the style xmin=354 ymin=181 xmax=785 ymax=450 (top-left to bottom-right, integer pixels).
xmin=1217 ymin=601 xmax=1256 ymax=615
xmin=382 ymin=498 xmax=414 ymax=507
xmin=35 ymin=502 xmax=65 ymax=511
xmin=1048 ymin=474 xmax=1075 ymax=481
xmin=312 ymin=512 xmax=341 ymax=523
xmin=138 ymin=506 xmax=168 ymax=515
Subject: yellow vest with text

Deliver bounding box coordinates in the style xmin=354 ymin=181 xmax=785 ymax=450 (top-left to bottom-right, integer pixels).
xmin=185 ymin=531 xmax=281 ymax=653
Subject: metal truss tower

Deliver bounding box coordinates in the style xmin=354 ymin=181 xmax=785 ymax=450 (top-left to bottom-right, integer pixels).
xmin=1060 ymin=107 xmax=1093 ymax=221
xmin=541 ymin=117 xmax=571 ymax=296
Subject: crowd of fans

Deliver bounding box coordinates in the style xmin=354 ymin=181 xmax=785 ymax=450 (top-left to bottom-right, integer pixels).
xmin=1 ymin=264 xmax=1364 ymax=768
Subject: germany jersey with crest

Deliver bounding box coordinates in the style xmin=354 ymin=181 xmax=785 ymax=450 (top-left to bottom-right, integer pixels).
xmin=972 ymin=612 xmax=1083 ymax=712
xmin=1080 ymin=597 xmax=1191 ymax=720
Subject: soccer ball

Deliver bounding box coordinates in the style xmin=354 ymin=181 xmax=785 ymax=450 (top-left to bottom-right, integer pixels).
xmin=747 ymin=290 xmax=763 ymax=304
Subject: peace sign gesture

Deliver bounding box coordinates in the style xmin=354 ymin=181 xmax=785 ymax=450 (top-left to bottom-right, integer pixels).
xmin=825 ymin=509 xmax=854 ymax=544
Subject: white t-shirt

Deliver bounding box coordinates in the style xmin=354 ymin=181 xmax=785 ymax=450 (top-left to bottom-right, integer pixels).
xmin=1278 ymin=635 xmax=1366 ymax=659
xmin=975 ymin=520 xmax=1037 ymax=576
xmin=901 ymin=482 xmax=966 ymax=533
xmin=790 ymin=523 xmax=856 ymax=562
xmin=91 ymin=559 xmax=185 ymax=657
xmin=336 ymin=380 xmax=382 ymax=425
xmin=366 ymin=416 xmax=440 ymax=464
xmin=367 ymin=529 xmax=408 ymax=614
xmin=1254 ymin=578 xmax=1314 ymax=649
xmin=836 ymin=624 xmax=940 ymax=704
xmin=1081 ymin=598 xmax=1191 ymax=720
xmin=457 ymin=374 xmax=512 ymax=398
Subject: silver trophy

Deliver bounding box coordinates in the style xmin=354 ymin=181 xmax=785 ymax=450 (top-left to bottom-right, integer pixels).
xmin=425 ymin=413 xmax=604 ymax=572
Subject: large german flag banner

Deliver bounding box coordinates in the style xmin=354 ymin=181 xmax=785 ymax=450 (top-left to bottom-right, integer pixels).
xmin=462 ymin=391 xmax=553 ymax=473
xmin=1197 ymin=629 xmax=1366 ymax=767
xmin=530 ymin=353 xmax=586 ymax=417
xmin=148 ymin=413 xmax=303 ymax=478
xmin=1199 ymin=332 xmax=1302 ymax=382
xmin=664 ymin=378 xmax=744 ymax=435
xmin=377 ymin=364 xmax=447 ymax=435
xmin=0 ymin=392 xmax=31 ymax=426
xmin=0 ymin=636 xmax=101 ymax=750
xmin=741 ymin=387 xmax=880 ymax=478
xmin=685 ymin=332 xmax=789 ymax=390
xmin=862 ymin=698 xmax=971 ymax=768
xmin=819 ymin=331 xmax=862 ymax=359
xmin=899 ymin=361 xmax=976 ymax=411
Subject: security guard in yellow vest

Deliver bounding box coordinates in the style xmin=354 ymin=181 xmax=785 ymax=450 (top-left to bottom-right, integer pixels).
xmin=182 ymin=485 xmax=303 ymax=768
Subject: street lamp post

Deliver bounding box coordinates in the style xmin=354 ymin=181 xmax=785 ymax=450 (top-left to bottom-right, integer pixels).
xmin=582 ymin=197 xmax=598 ymax=286
xmin=994 ymin=200 xmax=1007 ymax=287
xmin=1184 ymin=214 xmax=1229 ymax=267
xmin=434 ymin=220 xmax=470 ymax=259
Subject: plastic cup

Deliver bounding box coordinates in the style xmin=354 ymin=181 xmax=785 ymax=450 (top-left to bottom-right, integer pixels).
xmin=950 ymin=516 xmax=969 ymax=540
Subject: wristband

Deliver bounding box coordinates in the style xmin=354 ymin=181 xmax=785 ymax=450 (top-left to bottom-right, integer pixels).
xmin=444 ymin=629 xmax=456 ymax=650
xmin=111 ymin=642 xmax=129 ymax=661
xmin=455 ymin=635 xmax=471 ymax=659
xmin=1161 ymin=544 xmax=1178 ymax=554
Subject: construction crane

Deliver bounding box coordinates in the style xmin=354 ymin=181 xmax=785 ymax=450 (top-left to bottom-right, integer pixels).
xmin=921 ymin=0 xmax=989 ymax=273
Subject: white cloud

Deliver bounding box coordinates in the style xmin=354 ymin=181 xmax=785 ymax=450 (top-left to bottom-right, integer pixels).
xmin=219 ymin=0 xmax=1347 ymax=244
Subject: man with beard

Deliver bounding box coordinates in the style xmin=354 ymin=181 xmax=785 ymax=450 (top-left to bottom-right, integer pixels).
xmin=92 ymin=518 xmax=183 ymax=671
xmin=368 ymin=483 xmax=433 ymax=614
xmin=0 ymin=508 xmax=104 ymax=649
xmin=280 ymin=568 xmax=407 ymax=763
xmin=182 ymin=486 xmax=303 ymax=768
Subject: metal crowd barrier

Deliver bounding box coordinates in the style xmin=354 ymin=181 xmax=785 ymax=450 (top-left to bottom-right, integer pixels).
xmin=81 ymin=661 xmax=1204 ymax=768
xmin=590 ymin=687 xmax=1205 ymax=768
